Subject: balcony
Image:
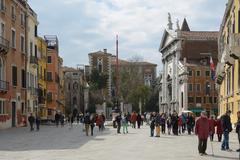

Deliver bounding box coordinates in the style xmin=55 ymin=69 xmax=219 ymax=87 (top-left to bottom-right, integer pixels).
xmin=0 ymin=36 xmax=9 ymax=54
xmin=229 ymin=33 xmax=240 ymax=59
xmin=30 ymin=56 xmax=38 ymax=65
xmin=30 ymin=87 xmax=38 ymax=96
xmin=0 ymin=80 xmax=9 ymax=92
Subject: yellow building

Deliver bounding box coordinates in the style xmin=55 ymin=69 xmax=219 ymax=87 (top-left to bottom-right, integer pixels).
xmin=216 ymin=0 xmax=240 ymax=124
xmin=37 ymin=37 xmax=48 ymax=119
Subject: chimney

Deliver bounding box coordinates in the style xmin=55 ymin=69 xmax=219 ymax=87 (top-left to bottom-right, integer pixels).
xmin=103 ymin=49 xmax=107 ymax=53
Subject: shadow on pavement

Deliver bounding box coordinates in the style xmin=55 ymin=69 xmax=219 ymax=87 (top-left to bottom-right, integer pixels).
xmin=0 ymin=124 xmax=111 ymax=151
xmin=206 ymin=154 xmax=239 ymax=160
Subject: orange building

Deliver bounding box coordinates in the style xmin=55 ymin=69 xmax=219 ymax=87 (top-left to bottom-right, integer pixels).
xmin=0 ymin=0 xmax=28 ymax=129
xmin=45 ymin=35 xmax=60 ymax=119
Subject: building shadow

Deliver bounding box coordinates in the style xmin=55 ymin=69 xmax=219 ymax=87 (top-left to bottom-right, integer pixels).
xmin=0 ymin=124 xmax=111 ymax=151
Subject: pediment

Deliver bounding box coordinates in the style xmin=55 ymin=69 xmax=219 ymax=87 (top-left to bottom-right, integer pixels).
xmin=159 ymin=29 xmax=177 ymax=51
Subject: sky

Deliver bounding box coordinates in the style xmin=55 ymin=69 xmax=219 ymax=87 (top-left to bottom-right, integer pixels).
xmin=28 ymin=0 xmax=227 ymax=73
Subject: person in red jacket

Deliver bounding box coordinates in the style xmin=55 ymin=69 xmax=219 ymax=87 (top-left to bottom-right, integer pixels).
xmin=209 ymin=115 xmax=216 ymax=141
xmin=131 ymin=112 xmax=137 ymax=129
xmin=195 ymin=111 xmax=210 ymax=156
xmin=96 ymin=114 xmax=103 ymax=131
xmin=216 ymin=116 xmax=223 ymax=142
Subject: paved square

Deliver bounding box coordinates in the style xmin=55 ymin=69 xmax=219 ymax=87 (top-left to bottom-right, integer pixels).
xmin=0 ymin=124 xmax=239 ymax=160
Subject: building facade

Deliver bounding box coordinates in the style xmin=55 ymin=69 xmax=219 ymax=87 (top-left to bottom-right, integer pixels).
xmin=37 ymin=37 xmax=47 ymax=119
xmin=63 ymin=67 xmax=84 ymax=115
xmin=216 ymin=0 xmax=240 ymax=124
xmin=159 ymin=15 xmax=218 ymax=115
xmin=0 ymin=0 xmax=28 ymax=129
xmin=26 ymin=5 xmax=38 ymax=117
xmin=45 ymin=35 xmax=60 ymax=119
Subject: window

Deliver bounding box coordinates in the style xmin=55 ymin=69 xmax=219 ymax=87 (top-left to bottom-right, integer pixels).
xmin=48 ymin=109 xmax=52 ymax=116
xmin=11 ymin=5 xmax=16 ymax=20
xmin=47 ymin=92 xmax=52 ymax=101
xmin=20 ymin=35 xmax=25 ymax=53
xmin=20 ymin=12 xmax=25 ymax=26
xmin=47 ymin=56 xmax=52 ymax=63
xmin=11 ymin=29 xmax=16 ymax=48
xmin=196 ymin=84 xmax=201 ymax=92
xmin=0 ymin=100 xmax=6 ymax=114
xmin=203 ymin=97 xmax=206 ymax=103
xmin=188 ymin=84 xmax=193 ymax=92
xmin=209 ymin=96 xmax=213 ymax=104
xmin=188 ymin=97 xmax=194 ymax=103
xmin=30 ymin=42 xmax=33 ymax=56
xmin=196 ymin=70 xmax=201 ymax=76
xmin=12 ymin=66 xmax=17 ymax=86
xmin=196 ymin=97 xmax=202 ymax=103
xmin=97 ymin=58 xmax=103 ymax=72
xmin=0 ymin=0 xmax=5 ymax=11
xmin=188 ymin=70 xmax=192 ymax=76
xmin=214 ymin=97 xmax=217 ymax=104
xmin=35 ymin=25 xmax=38 ymax=37
xmin=21 ymin=69 xmax=26 ymax=88
xmin=205 ymin=70 xmax=210 ymax=77
xmin=21 ymin=102 xmax=25 ymax=114
xmin=46 ymin=72 xmax=52 ymax=81
xmin=205 ymin=82 xmax=210 ymax=95
xmin=0 ymin=22 xmax=4 ymax=37
xmin=34 ymin=45 xmax=37 ymax=57
xmin=144 ymin=74 xmax=152 ymax=86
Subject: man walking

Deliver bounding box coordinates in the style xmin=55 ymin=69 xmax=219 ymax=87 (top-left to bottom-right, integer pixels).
xmin=35 ymin=115 xmax=41 ymax=131
xmin=84 ymin=113 xmax=91 ymax=136
xmin=221 ymin=110 xmax=232 ymax=151
xmin=28 ymin=113 xmax=35 ymax=131
xmin=116 ymin=113 xmax=122 ymax=134
xmin=195 ymin=111 xmax=210 ymax=156
xmin=236 ymin=111 xmax=240 ymax=152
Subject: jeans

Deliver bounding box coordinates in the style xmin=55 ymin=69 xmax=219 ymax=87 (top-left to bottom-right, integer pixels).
xmin=122 ymin=123 xmax=128 ymax=133
xmin=198 ymin=138 xmax=207 ymax=154
xmin=221 ymin=131 xmax=229 ymax=150
xmin=150 ymin=128 xmax=154 ymax=137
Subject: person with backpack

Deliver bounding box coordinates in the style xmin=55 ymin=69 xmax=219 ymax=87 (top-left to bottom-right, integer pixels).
xmin=221 ymin=110 xmax=232 ymax=151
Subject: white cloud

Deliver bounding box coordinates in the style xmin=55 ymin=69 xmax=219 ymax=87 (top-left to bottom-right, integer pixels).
xmin=28 ymin=0 xmax=227 ymax=73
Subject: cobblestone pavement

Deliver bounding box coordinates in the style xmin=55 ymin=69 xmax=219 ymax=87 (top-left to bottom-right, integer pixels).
xmin=0 ymin=123 xmax=239 ymax=160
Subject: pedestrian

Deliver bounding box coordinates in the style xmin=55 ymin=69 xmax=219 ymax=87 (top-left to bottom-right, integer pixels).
xmin=101 ymin=113 xmax=106 ymax=130
xmin=55 ymin=112 xmax=60 ymax=127
xmin=28 ymin=113 xmax=35 ymax=131
xmin=70 ymin=114 xmax=74 ymax=129
xmin=182 ymin=113 xmax=187 ymax=133
xmin=77 ymin=114 xmax=80 ymax=124
xmin=209 ymin=115 xmax=216 ymax=141
xmin=171 ymin=111 xmax=179 ymax=135
xmin=155 ymin=113 xmax=161 ymax=137
xmin=178 ymin=115 xmax=183 ymax=134
xmin=146 ymin=113 xmax=151 ymax=125
xmin=161 ymin=113 xmax=166 ymax=134
xmin=167 ymin=116 xmax=172 ymax=135
xmin=84 ymin=113 xmax=91 ymax=136
xmin=195 ymin=111 xmax=210 ymax=156
xmin=96 ymin=114 xmax=103 ymax=131
xmin=131 ymin=112 xmax=137 ymax=128
xmin=137 ymin=113 xmax=142 ymax=129
xmin=187 ymin=114 xmax=194 ymax=135
xmin=122 ymin=114 xmax=128 ymax=134
xmin=236 ymin=111 xmax=240 ymax=152
xmin=221 ymin=110 xmax=232 ymax=151
xmin=90 ymin=114 xmax=96 ymax=136
xmin=35 ymin=114 xmax=41 ymax=131
xmin=60 ymin=113 xmax=65 ymax=127
xmin=216 ymin=116 xmax=222 ymax=142
xmin=116 ymin=113 xmax=122 ymax=134
xmin=150 ymin=117 xmax=155 ymax=137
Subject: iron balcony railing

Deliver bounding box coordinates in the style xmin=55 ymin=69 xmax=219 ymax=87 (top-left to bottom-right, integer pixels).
xmin=30 ymin=56 xmax=38 ymax=65
xmin=0 ymin=36 xmax=9 ymax=54
xmin=0 ymin=80 xmax=9 ymax=91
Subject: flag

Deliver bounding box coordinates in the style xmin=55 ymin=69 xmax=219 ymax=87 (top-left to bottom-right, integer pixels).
xmin=210 ymin=56 xmax=215 ymax=80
